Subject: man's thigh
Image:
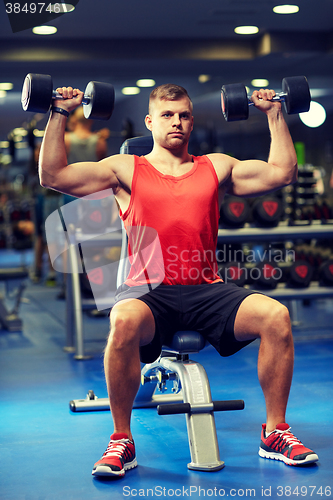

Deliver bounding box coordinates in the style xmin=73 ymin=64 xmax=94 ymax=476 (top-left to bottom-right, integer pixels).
xmin=233 ymin=294 xmax=285 ymax=342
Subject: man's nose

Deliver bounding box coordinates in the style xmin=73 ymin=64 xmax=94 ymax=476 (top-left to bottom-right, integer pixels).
xmin=172 ymin=114 xmax=181 ymax=126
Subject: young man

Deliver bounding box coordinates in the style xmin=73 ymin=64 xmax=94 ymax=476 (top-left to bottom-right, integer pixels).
xmin=39 ymin=83 xmax=318 ymax=478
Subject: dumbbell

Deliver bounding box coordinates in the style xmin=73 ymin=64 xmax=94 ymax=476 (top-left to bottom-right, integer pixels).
xmin=318 ymin=259 xmax=333 ymax=286
xmin=79 ymin=205 xmax=109 ymax=233
xmin=219 ymin=197 xmax=250 ymax=228
xmin=250 ymin=260 xmax=314 ymax=289
xmin=287 ymin=260 xmax=314 ymax=288
xmin=252 ymin=196 xmax=284 ymax=227
xmin=21 ymin=73 xmax=115 ymax=120
xmin=218 ymin=261 xmax=246 ymax=287
xmin=250 ymin=261 xmax=282 ymax=289
xmin=80 ymin=264 xmax=113 ymax=297
xmin=221 ymin=76 xmax=311 ymax=122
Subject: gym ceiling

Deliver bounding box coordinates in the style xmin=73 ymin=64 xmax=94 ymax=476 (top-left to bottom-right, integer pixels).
xmin=0 ymin=0 xmax=333 ymax=144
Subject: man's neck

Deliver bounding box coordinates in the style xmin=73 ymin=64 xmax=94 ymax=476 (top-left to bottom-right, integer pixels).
xmin=146 ymin=143 xmax=192 ymax=168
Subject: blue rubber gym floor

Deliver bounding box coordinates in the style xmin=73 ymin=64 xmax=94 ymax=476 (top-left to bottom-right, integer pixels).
xmin=0 ymin=251 xmax=332 ymax=500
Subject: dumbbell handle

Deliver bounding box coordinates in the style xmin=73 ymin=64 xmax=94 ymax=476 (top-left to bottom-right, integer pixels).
xmin=53 ymin=91 xmax=91 ymax=106
xmin=248 ymin=92 xmax=287 ymax=106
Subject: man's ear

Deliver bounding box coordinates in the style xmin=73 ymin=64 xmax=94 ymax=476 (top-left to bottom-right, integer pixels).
xmin=145 ymin=114 xmax=152 ymax=131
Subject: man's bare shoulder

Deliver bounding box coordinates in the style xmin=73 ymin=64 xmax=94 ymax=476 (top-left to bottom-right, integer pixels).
xmin=105 ymin=153 xmax=134 ymax=168
xmin=101 ymin=153 xmax=134 ymax=175
xmin=101 ymin=154 xmax=135 ymax=191
xmin=206 ymin=153 xmax=237 ymax=184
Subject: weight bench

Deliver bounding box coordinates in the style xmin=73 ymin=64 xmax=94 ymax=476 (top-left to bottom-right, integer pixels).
xmin=0 ymin=267 xmax=28 ymax=331
xmin=69 ymin=136 xmax=245 ymax=471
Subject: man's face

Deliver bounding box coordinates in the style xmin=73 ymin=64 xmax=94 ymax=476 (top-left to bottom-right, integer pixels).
xmin=145 ymin=97 xmax=193 ymax=150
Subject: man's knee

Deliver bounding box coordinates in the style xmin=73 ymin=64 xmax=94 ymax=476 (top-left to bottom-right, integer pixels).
xmin=235 ymin=294 xmax=291 ymax=342
xmin=107 ymin=310 xmax=139 ymax=350
xmin=107 ymin=301 xmax=155 ymax=350
xmin=263 ymin=301 xmax=292 ymax=342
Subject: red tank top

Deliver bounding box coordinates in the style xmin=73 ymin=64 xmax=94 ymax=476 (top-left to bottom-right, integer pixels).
xmin=120 ymin=155 xmax=222 ymax=286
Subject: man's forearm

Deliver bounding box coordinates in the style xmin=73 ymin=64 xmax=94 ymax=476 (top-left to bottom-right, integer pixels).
xmin=39 ymin=111 xmax=69 ymax=189
xmin=267 ymin=109 xmax=298 ymax=184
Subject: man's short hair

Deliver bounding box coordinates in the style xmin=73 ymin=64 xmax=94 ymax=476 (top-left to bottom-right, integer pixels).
xmin=149 ymin=84 xmax=193 ymax=114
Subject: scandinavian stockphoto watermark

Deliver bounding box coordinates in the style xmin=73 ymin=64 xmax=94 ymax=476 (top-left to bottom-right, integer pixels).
xmin=45 ymin=190 xmax=295 ymax=310
xmin=45 ymin=191 xmax=165 ymax=310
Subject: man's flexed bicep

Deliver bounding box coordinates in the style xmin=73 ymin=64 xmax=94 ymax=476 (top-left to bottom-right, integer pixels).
xmin=39 ymin=149 xmax=134 ymax=199
xmin=227 ymin=157 xmax=296 ymax=198
xmin=209 ymin=150 xmax=297 ymax=199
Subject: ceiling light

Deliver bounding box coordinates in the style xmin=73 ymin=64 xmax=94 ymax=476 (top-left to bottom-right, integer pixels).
xmin=251 ymin=79 xmax=269 ymax=87
xmin=46 ymin=3 xmax=75 ymax=12
xmin=0 ymin=83 xmax=13 ymax=91
xmin=234 ymin=26 xmax=259 ymax=35
xmin=299 ymin=101 xmax=326 ymax=128
xmin=122 ymin=87 xmax=140 ymax=96
xmin=198 ymin=75 xmax=211 ymax=83
xmin=0 ymin=91 xmax=7 ymax=99
xmin=136 ymin=79 xmax=155 ymax=88
xmin=59 ymin=3 xmax=75 ymax=12
xmin=32 ymin=26 xmax=57 ymax=35
xmin=273 ymin=4 xmax=299 ymax=14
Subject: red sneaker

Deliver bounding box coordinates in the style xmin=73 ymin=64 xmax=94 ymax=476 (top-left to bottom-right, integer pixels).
xmin=259 ymin=423 xmax=318 ymax=466
xmin=92 ymin=433 xmax=137 ymax=477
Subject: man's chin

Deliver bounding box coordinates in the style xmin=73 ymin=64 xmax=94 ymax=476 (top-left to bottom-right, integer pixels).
xmin=166 ymin=137 xmax=186 ymax=149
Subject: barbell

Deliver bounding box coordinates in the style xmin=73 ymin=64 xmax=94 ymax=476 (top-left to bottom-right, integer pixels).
xmin=21 ymin=73 xmax=115 ymax=120
xmin=221 ymin=76 xmax=311 ymax=122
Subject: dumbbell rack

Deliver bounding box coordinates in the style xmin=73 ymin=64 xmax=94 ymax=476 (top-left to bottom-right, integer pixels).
xmin=217 ymin=221 xmax=333 ymax=320
xmin=284 ymin=165 xmax=320 ymax=221
xmin=65 ymin=221 xmax=333 ymax=360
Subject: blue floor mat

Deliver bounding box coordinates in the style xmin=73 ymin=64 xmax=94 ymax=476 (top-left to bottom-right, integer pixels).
xmin=0 ymin=282 xmax=332 ymax=500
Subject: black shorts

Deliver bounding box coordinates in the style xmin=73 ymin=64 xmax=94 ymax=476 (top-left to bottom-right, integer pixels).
xmin=114 ymin=282 xmax=258 ymax=363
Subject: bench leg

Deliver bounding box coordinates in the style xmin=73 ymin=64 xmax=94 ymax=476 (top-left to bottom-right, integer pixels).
xmin=160 ymin=357 xmax=225 ymax=471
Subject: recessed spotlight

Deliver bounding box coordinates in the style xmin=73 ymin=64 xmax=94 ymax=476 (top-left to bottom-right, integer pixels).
xmin=198 ymin=75 xmax=211 ymax=83
xmin=60 ymin=3 xmax=75 ymax=12
xmin=251 ymin=79 xmax=269 ymax=87
xmin=32 ymin=26 xmax=57 ymax=35
xmin=234 ymin=26 xmax=259 ymax=35
xmin=299 ymin=101 xmax=326 ymax=128
xmin=0 ymin=83 xmax=13 ymax=91
xmin=122 ymin=87 xmax=140 ymax=95
xmin=136 ymin=79 xmax=155 ymax=88
xmin=273 ymin=4 xmax=299 ymax=14
xmin=47 ymin=3 xmax=75 ymax=12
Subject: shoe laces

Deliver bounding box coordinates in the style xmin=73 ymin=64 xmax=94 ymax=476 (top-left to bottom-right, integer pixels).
xmin=104 ymin=438 xmax=129 ymax=458
xmin=276 ymin=427 xmax=303 ymax=447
